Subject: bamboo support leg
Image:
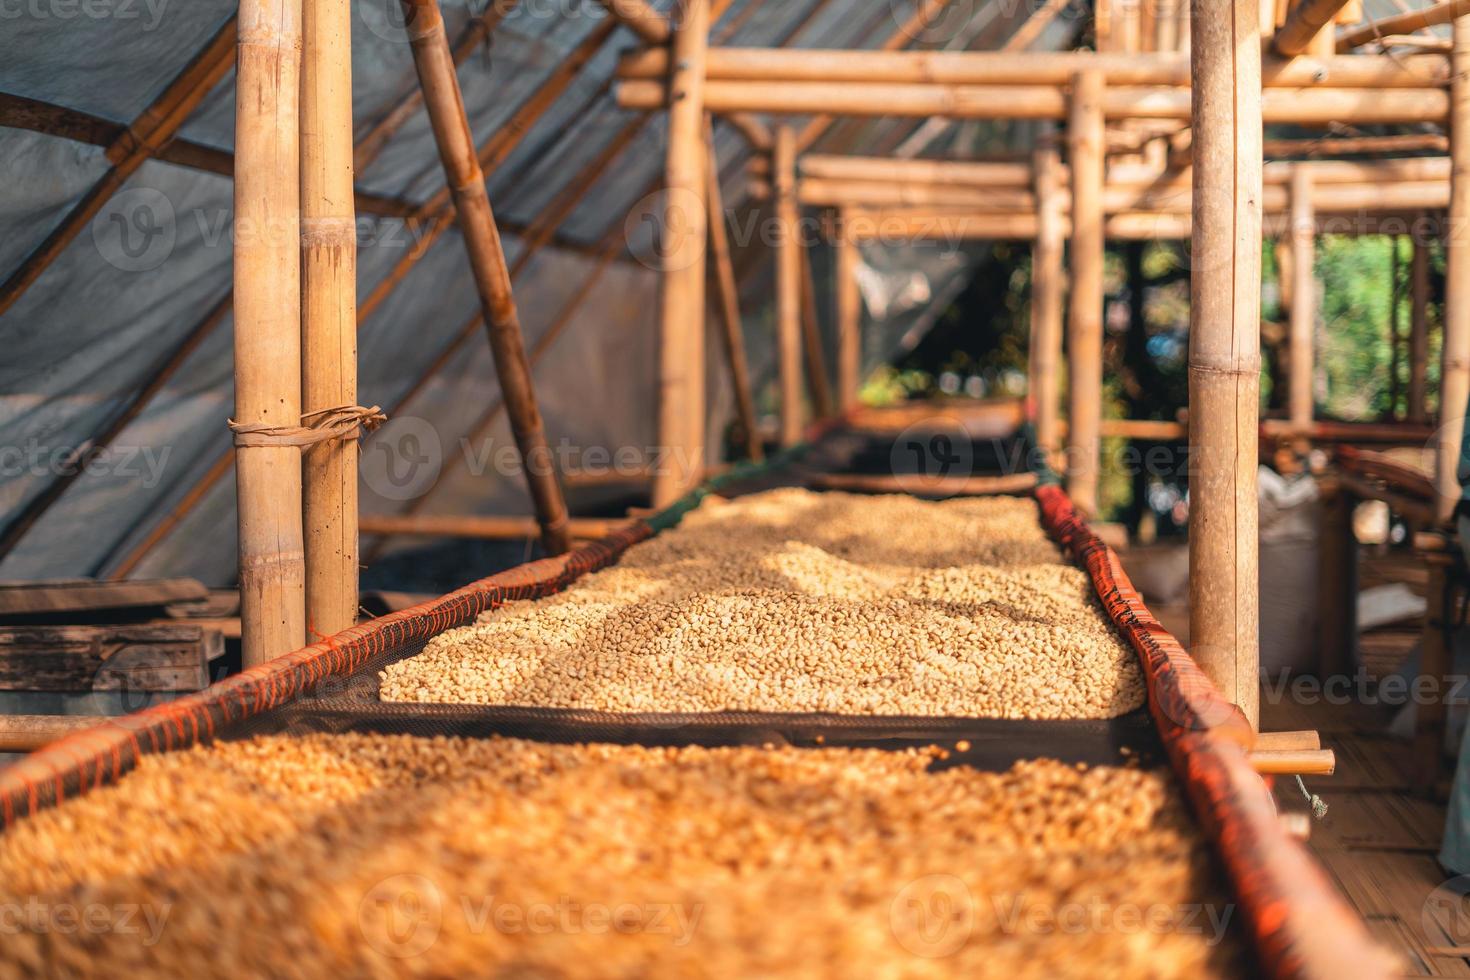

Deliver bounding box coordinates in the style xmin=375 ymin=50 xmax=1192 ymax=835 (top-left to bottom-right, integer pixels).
xmin=835 ymin=211 xmax=861 ymax=414
xmin=798 ymin=241 xmax=834 ymax=419
xmin=774 ymin=125 xmax=803 ymax=447
xmin=1437 ymin=14 xmax=1470 ymax=523
xmin=1031 ymin=140 xmax=1065 ymax=456
xmin=704 ymin=117 xmax=762 ymax=462
xmin=401 ymin=0 xmax=570 ymax=554
xmin=234 ymin=0 xmax=305 ymax=666
xmin=1411 ymin=227 xmax=1431 ymax=424
xmin=1188 ymin=0 xmax=1263 ymax=730
xmin=652 ymin=0 xmax=711 ymax=505
xmin=1066 ymin=71 xmax=1105 ymax=516
xmin=1415 ymin=558 xmax=1452 ymax=793
xmin=301 ymin=0 xmax=359 ymax=637
xmin=1288 ymin=166 xmax=1315 ymax=431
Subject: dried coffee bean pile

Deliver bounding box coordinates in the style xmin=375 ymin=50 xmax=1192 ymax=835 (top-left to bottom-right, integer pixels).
xmin=381 ymin=490 xmax=1145 ymax=719
xmin=0 ymin=734 xmax=1245 ymax=978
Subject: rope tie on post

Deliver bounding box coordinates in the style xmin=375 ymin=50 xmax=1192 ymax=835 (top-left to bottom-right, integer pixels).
xmin=229 ymin=405 xmax=387 ymax=449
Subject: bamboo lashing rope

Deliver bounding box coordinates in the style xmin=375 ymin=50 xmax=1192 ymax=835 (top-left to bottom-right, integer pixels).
xmin=229 ymin=405 xmax=386 ymax=449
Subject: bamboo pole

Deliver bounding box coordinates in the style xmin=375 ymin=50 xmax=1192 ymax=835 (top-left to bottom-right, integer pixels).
xmin=704 ymin=117 xmax=762 ymax=461
xmin=1189 ymin=0 xmax=1264 ymax=729
xmin=1391 ymin=235 xmax=1404 ymax=419
xmin=1438 ymin=11 xmax=1470 ymax=523
xmin=1032 ymin=141 xmax=1065 ymax=456
xmin=1411 ymin=227 xmax=1431 ymax=423
xmin=1264 ymin=133 xmax=1450 ymax=156
xmin=651 ymin=0 xmax=710 ymax=506
xmin=1339 ymin=0 xmax=1470 ymax=50
xmin=774 ymin=125 xmax=803 ymax=447
xmin=300 ymin=0 xmax=358 ymax=638
xmin=400 ymin=0 xmax=570 ymax=554
xmin=1272 ymin=0 xmax=1353 ymax=56
xmin=618 ymin=46 xmax=1445 ymax=88
xmin=1289 ymin=167 xmax=1316 ymax=430
xmin=1066 ymin=71 xmax=1105 ymax=517
xmin=618 ymin=78 xmax=1448 ymax=124
xmin=234 ymin=0 xmax=305 ymax=665
xmin=358 ymin=514 xmax=619 ymax=540
xmin=798 ymin=242 xmax=834 ymax=419
xmin=835 ymin=209 xmax=861 ymax=414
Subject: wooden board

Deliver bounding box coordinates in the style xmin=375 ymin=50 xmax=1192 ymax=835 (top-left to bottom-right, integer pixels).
xmin=0 ymin=624 xmax=221 ymax=692
xmin=0 ymin=578 xmax=208 ymax=617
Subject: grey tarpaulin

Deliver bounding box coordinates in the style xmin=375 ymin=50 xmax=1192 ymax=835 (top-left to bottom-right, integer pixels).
xmin=0 ymin=0 xmax=1067 ymax=585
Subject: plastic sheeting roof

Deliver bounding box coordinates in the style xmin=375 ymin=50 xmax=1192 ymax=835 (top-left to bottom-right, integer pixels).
xmin=0 ymin=0 xmax=1073 ymax=586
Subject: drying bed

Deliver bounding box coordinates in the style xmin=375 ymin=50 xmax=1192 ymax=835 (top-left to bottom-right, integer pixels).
xmin=0 ymin=444 xmax=1399 ymax=978
xmin=0 ymin=733 xmax=1246 ymax=978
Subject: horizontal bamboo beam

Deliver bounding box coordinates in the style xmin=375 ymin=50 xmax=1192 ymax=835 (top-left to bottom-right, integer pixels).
xmin=1247 ymin=748 xmax=1337 ymax=776
xmin=618 ymin=46 xmax=1447 ymax=87
xmin=0 ymin=715 xmax=109 ymax=754
xmin=1264 ymin=133 xmax=1450 ymax=156
xmin=768 ymin=153 xmax=1450 ymax=192
xmin=754 ymin=175 xmax=1449 ymax=214
xmin=618 ymin=79 xmax=1450 ymax=124
xmin=357 ymin=514 xmax=620 ymax=540
xmin=1338 ymin=0 xmax=1470 ymax=50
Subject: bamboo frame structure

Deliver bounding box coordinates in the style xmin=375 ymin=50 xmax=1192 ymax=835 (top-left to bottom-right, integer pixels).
xmin=300 ymin=0 xmax=359 ymax=638
xmin=834 ymin=210 xmax=861 ymax=414
xmin=774 ymin=124 xmax=804 ymax=447
xmin=1189 ymin=0 xmax=1264 ymax=730
xmin=1438 ymin=12 xmax=1470 ymax=523
xmin=1288 ymin=167 xmax=1316 ymax=431
xmin=651 ymin=0 xmax=711 ymax=507
xmin=1031 ymin=140 xmax=1065 ymax=456
xmin=1066 ymin=71 xmax=1105 ymax=517
xmin=234 ymin=0 xmax=305 ymax=666
xmin=595 ymin=0 xmax=670 ymax=44
xmin=1411 ymin=229 xmax=1431 ymax=424
xmin=704 ymin=118 xmax=762 ymax=461
xmin=400 ymin=0 xmax=571 ymax=554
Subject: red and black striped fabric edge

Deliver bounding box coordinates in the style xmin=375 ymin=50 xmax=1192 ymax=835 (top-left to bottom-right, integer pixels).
xmin=1035 ymin=483 xmax=1398 ymax=979
xmin=0 ymin=521 xmax=655 ymax=829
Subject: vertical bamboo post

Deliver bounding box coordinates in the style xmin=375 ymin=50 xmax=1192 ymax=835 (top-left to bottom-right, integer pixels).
xmin=835 ymin=209 xmax=861 ymax=414
xmin=1437 ymin=12 xmax=1470 ymax=523
xmin=1066 ymin=71 xmax=1105 ymax=516
xmin=1390 ymin=236 xmax=1403 ymax=419
xmin=1031 ymin=140 xmax=1065 ymax=457
xmin=301 ymin=0 xmax=358 ymax=637
xmin=234 ymin=0 xmax=305 ymax=666
xmin=775 ymin=124 xmax=804 ymax=447
xmin=400 ymin=0 xmax=571 ymax=553
xmin=652 ymin=0 xmax=711 ymax=506
xmin=1410 ymin=225 xmax=1431 ymax=424
xmin=1288 ymin=166 xmax=1315 ymax=431
xmin=798 ymin=242 xmax=835 ymax=419
xmin=704 ymin=117 xmax=762 ymax=462
xmin=1190 ymin=0 xmax=1264 ymax=729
